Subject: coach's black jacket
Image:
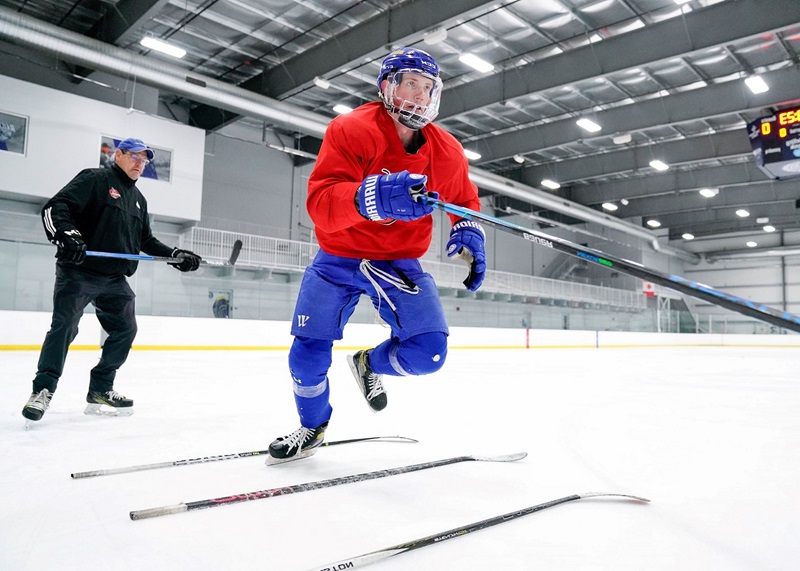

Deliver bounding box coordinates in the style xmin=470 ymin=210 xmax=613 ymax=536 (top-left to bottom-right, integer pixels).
xmin=41 ymin=164 xmax=174 ymax=276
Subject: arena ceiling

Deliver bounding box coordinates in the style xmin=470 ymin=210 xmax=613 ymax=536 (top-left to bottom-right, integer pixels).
xmin=2 ymin=0 xmax=799 ymax=257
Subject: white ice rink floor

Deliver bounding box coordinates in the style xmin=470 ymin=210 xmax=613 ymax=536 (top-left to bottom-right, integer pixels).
xmin=2 ymin=345 xmax=799 ymax=570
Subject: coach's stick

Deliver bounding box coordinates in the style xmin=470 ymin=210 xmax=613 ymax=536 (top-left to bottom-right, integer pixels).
xmin=86 ymin=239 xmax=243 ymax=267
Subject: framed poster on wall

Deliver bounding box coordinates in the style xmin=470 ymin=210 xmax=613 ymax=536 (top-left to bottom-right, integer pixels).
xmin=0 ymin=110 xmax=28 ymax=155
xmin=99 ymin=135 xmax=173 ymax=182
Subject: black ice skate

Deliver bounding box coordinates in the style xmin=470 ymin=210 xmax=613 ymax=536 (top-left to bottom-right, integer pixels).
xmin=22 ymin=388 xmax=53 ymax=424
xmin=266 ymin=422 xmax=328 ymax=465
xmin=348 ymin=350 xmax=387 ymax=412
xmin=84 ymin=390 xmax=134 ymax=416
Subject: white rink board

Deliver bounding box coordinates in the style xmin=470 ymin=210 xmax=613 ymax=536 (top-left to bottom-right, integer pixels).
xmin=2 ymin=310 xmax=798 ymax=349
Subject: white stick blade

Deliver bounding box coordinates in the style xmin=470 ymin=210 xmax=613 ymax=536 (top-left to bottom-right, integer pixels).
xmin=472 ymin=451 xmax=527 ymax=463
xmin=129 ymin=503 xmax=188 ymax=520
xmin=579 ymin=492 xmax=651 ymax=503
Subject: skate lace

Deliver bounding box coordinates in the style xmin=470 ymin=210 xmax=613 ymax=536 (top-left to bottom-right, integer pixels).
xmin=284 ymin=426 xmax=313 ymax=451
xmin=361 ymin=356 xmax=385 ymax=400
xmin=106 ymin=390 xmax=125 ymax=402
xmin=29 ymin=389 xmax=52 ymax=410
xmin=365 ymin=374 xmax=385 ymax=400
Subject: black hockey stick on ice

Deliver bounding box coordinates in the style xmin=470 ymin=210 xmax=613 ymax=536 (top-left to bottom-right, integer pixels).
xmin=70 ymin=435 xmax=418 ymax=479
xmin=129 ymin=452 xmax=526 ymax=520
xmin=421 ymin=196 xmax=800 ymax=333
xmin=305 ymin=491 xmax=649 ymax=570
xmin=86 ymin=239 xmax=243 ymax=267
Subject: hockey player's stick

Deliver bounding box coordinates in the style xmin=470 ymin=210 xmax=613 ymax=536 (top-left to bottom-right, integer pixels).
xmin=86 ymin=239 xmax=243 ymax=267
xmin=305 ymin=492 xmax=650 ymax=570
xmin=70 ymin=435 xmax=418 ymax=479
xmin=129 ymin=452 xmax=527 ymax=520
xmin=421 ymin=196 xmax=800 ymax=333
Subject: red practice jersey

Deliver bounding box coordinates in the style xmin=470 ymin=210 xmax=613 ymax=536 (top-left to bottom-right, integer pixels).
xmin=307 ymin=101 xmax=481 ymax=260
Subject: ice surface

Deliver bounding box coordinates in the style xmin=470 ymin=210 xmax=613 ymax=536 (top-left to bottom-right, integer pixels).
xmin=2 ymin=346 xmax=799 ymax=570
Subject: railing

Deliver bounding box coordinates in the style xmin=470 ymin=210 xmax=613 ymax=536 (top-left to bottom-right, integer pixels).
xmin=182 ymin=227 xmax=647 ymax=310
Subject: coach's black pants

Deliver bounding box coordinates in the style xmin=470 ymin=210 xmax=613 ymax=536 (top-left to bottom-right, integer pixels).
xmin=32 ymin=265 xmax=137 ymax=394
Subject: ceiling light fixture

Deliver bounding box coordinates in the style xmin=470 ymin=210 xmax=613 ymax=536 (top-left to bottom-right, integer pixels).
xmin=649 ymin=159 xmax=669 ymax=171
xmin=682 ymin=233 xmax=695 ymax=240
xmin=620 ymin=198 xmax=630 ymax=205
xmin=763 ymin=225 xmax=776 ymax=232
xmin=646 ymin=219 xmax=662 ymax=228
xmin=313 ymin=76 xmax=331 ymax=89
xmin=699 ymin=188 xmax=719 ymax=198
xmin=613 ymin=133 xmax=632 ymax=144
xmin=673 ymin=0 xmax=691 ymax=4
xmin=576 ymin=118 xmax=602 ymax=132
xmin=423 ymin=27 xmax=448 ymax=45
xmin=459 ymin=53 xmax=494 ymax=73
xmin=333 ymin=104 xmax=353 ymax=114
xmin=601 ymin=202 xmax=618 ymax=211
xmin=464 ymin=149 xmax=482 ymax=161
xmin=746 ymin=241 xmax=758 ymax=248
xmin=581 ymin=0 xmax=615 ymax=13
xmin=513 ymin=154 xmax=525 ymax=164
xmin=140 ymin=36 xmax=186 ymax=59
xmin=541 ymin=179 xmax=561 ymax=190
xmin=735 ymin=209 xmax=750 ymax=217
xmin=745 ymin=75 xmax=769 ymax=94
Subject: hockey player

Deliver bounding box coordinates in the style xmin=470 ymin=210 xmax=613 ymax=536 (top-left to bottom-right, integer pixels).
xmin=21 ymin=137 xmax=202 ymax=423
xmin=268 ymin=47 xmax=486 ymax=462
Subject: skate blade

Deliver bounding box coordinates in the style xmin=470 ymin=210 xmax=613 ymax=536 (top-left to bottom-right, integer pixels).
xmin=84 ymin=403 xmax=134 ymax=417
xmin=24 ymin=418 xmax=37 ymax=430
xmin=264 ymin=448 xmax=319 ymax=466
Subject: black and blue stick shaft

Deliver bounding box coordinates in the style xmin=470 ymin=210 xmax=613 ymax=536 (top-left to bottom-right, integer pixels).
xmin=86 ymin=239 xmax=243 ymax=267
xmin=306 ymin=492 xmax=649 ymax=570
xmin=422 ymin=197 xmax=800 ymax=333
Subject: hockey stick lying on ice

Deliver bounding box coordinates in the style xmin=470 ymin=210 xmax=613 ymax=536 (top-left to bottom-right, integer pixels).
xmin=71 ymin=436 xmax=418 ymax=479
xmin=129 ymin=452 xmax=526 ymax=520
xmin=86 ymin=239 xmax=243 ymax=267
xmin=420 ymin=196 xmax=800 ymax=333
xmin=306 ymin=492 xmax=650 ymax=571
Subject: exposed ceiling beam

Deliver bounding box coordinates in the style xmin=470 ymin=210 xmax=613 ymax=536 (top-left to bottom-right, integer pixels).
xmin=69 ymin=0 xmax=169 ymax=82
xmin=88 ymin=0 xmax=168 ymax=46
xmin=572 ymin=161 xmax=773 ymax=202
xmin=438 ymin=0 xmax=800 ymax=120
xmin=468 ymin=66 xmax=800 ymax=163
xmin=520 ymin=130 xmax=751 ymax=187
xmin=0 ymin=5 xmax=698 ymax=262
xmin=189 ymin=0 xmax=499 ymax=131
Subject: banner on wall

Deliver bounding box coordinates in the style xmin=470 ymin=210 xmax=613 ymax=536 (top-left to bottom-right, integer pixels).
xmin=0 ymin=110 xmax=28 ymax=155
xmin=99 ymin=135 xmax=173 ymax=182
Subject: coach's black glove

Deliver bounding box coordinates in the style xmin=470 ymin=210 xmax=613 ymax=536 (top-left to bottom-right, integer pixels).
xmin=169 ymin=248 xmax=201 ymax=272
xmin=53 ymin=228 xmax=86 ymax=264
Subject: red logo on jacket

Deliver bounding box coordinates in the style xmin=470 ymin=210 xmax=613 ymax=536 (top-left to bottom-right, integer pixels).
xmin=109 ymin=188 xmax=120 ymax=199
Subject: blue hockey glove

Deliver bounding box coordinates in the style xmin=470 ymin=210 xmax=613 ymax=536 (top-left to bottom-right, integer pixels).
xmin=447 ymin=220 xmax=486 ymax=292
xmin=357 ymin=170 xmax=437 ymax=222
xmin=168 ymin=248 xmax=202 ymax=272
xmin=53 ymin=228 xmax=86 ymax=264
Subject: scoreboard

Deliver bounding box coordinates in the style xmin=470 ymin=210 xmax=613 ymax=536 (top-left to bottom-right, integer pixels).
xmin=747 ymin=105 xmax=800 ymax=180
